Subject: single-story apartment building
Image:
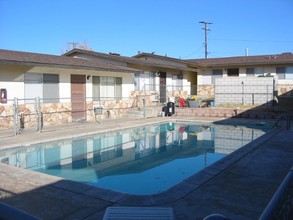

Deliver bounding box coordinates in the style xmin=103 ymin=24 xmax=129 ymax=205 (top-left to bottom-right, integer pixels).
xmin=1 ymin=48 xmax=293 ymax=129
xmin=0 ymin=49 xmax=140 ymax=127
xmin=187 ymin=52 xmax=293 ymax=97
xmin=63 ymin=49 xmax=198 ymax=102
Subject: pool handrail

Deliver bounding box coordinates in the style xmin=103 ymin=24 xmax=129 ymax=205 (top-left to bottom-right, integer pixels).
xmin=259 ymin=166 xmax=293 ymax=220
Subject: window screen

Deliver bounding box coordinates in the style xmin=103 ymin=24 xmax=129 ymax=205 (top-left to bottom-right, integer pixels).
xmin=276 ymin=67 xmax=286 ymax=79
xmin=92 ymin=76 xmax=122 ymax=100
xmin=172 ymin=74 xmax=183 ymax=91
xmin=24 ymin=73 xmax=43 ymax=103
xmin=92 ymin=76 xmax=100 ymax=101
xmin=43 ymin=74 xmax=59 ymax=103
xmin=134 ymin=72 xmax=156 ymax=90
xmin=246 ymin=68 xmax=255 ymax=75
xmin=24 ymin=73 xmax=59 ymax=103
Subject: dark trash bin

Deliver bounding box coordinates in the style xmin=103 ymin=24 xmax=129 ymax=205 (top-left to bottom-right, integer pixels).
xmin=167 ymin=102 xmax=175 ymax=116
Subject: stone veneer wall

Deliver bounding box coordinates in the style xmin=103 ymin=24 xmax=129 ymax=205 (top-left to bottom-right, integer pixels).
xmin=41 ymin=103 xmax=72 ymax=126
xmin=0 ymin=103 xmax=73 ymax=128
xmin=167 ymin=90 xmax=189 ymax=99
xmin=278 ymin=84 xmax=293 ymax=96
xmin=0 ymin=96 xmax=161 ymax=128
xmin=0 ymin=105 xmax=13 ymax=128
xmin=197 ymin=85 xmax=215 ymax=97
xmin=86 ymin=100 xmax=133 ymax=120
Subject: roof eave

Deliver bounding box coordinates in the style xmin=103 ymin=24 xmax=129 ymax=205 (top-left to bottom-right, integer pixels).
xmin=0 ymin=60 xmax=139 ymax=73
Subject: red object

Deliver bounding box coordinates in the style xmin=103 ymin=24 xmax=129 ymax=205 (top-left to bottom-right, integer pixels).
xmin=179 ymin=98 xmax=185 ymax=108
xmin=179 ymin=126 xmax=185 ymax=133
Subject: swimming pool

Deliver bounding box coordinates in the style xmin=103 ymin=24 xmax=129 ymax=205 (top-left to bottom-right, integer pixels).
xmin=0 ymin=122 xmax=269 ymax=195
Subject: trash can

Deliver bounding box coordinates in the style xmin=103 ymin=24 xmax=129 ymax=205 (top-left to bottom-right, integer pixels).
xmin=167 ymin=102 xmax=175 ymax=116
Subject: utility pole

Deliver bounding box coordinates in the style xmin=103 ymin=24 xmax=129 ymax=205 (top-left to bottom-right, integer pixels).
xmin=199 ymin=21 xmax=212 ymax=59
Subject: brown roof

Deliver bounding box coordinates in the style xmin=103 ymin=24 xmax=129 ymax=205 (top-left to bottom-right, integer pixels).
xmin=0 ymin=49 xmax=139 ymax=72
xmin=64 ymin=49 xmax=197 ymax=72
xmin=187 ymin=52 xmax=293 ymax=68
xmin=133 ymin=52 xmax=190 ymax=64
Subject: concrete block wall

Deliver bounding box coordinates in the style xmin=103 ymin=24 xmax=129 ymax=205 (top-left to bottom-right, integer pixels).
xmin=215 ymin=77 xmax=275 ymax=106
xmin=175 ymin=107 xmax=278 ymax=119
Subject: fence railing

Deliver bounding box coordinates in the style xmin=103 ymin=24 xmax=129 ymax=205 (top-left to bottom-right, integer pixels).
xmin=2 ymin=83 xmax=291 ymax=135
xmin=0 ymin=94 xmax=165 ymax=135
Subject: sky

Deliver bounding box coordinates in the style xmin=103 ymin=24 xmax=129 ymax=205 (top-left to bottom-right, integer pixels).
xmin=0 ymin=0 xmax=292 ymax=59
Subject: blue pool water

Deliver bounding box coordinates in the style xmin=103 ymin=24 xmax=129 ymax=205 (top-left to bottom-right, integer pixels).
xmin=0 ymin=122 xmax=269 ymax=195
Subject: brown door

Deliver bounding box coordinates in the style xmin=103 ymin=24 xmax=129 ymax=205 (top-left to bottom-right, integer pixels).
xmin=159 ymin=72 xmax=166 ymax=103
xmin=71 ymin=75 xmax=86 ymax=121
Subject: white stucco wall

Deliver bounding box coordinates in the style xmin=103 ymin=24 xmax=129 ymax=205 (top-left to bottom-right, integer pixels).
xmin=0 ymin=64 xmax=136 ymax=105
xmin=199 ymin=69 xmax=212 ymax=85
xmin=59 ymin=73 xmax=71 ymax=102
xmin=0 ymin=68 xmax=25 ymax=104
xmin=199 ymin=65 xmax=293 ymax=86
xmin=0 ymin=81 xmax=24 ymax=104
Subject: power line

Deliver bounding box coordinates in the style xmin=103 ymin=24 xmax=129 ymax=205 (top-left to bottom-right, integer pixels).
xmin=199 ymin=21 xmax=212 ymax=59
xmin=182 ymin=45 xmax=205 ymax=58
xmin=210 ymin=38 xmax=293 ymax=43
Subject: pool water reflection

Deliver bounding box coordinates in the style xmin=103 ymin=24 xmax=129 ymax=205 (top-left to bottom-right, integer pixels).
xmin=0 ymin=122 xmax=269 ymax=195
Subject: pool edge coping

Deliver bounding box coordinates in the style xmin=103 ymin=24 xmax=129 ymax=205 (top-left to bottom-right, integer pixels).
xmin=0 ymin=118 xmax=281 ymax=208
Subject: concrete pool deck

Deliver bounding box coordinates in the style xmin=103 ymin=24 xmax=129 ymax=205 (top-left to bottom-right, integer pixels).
xmin=0 ymin=116 xmax=292 ymax=219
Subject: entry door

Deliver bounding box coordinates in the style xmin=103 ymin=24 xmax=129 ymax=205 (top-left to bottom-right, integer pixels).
xmin=71 ymin=75 xmax=86 ymax=121
xmin=159 ymin=72 xmax=166 ymax=103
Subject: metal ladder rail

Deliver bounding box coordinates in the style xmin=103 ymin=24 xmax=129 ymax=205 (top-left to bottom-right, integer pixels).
xmin=272 ymin=113 xmax=292 ymax=130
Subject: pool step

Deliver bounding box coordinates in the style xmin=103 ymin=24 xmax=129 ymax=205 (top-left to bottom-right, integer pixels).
xmin=103 ymin=206 xmax=174 ymax=220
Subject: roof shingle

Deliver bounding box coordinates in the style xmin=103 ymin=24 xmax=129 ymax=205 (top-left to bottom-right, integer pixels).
xmin=64 ymin=49 xmax=197 ymax=72
xmin=187 ymin=52 xmax=293 ymax=67
xmin=0 ymin=49 xmax=139 ymax=72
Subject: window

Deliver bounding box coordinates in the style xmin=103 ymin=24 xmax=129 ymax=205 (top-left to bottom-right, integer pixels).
xmin=227 ymin=68 xmax=239 ymax=77
xmin=172 ymin=74 xmax=183 ymax=91
xmin=92 ymin=76 xmax=122 ymax=100
xmin=43 ymin=74 xmax=59 ymax=103
xmin=134 ymin=71 xmax=155 ymax=90
xmin=24 ymin=73 xmax=59 ymax=103
xmin=212 ymin=69 xmax=222 ymax=84
xmin=276 ymin=67 xmax=286 ymax=79
xmin=246 ymin=68 xmax=255 ymax=75
xmin=92 ymin=76 xmax=100 ymax=100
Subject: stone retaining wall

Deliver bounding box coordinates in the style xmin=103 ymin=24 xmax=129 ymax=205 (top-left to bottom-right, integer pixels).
xmin=278 ymin=84 xmax=293 ymax=96
xmin=0 ymin=105 xmax=13 ymax=128
xmin=0 ymin=103 xmax=73 ymax=128
xmin=0 ymin=97 xmax=160 ymax=128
